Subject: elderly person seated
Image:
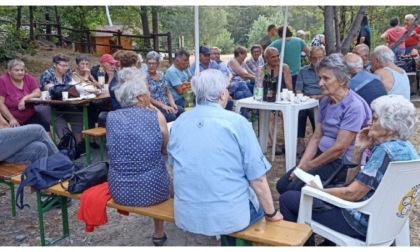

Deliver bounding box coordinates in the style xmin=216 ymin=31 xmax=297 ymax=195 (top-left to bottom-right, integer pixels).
xmin=245 ymin=45 xmax=265 ymax=90
xmin=168 ymin=69 xmax=282 ymax=245
xmin=91 ymin=53 xmax=119 ymax=109
xmin=107 ymin=67 xmax=170 ymax=246
xmin=227 ymin=46 xmax=254 ymax=118
xmin=39 ymin=54 xmax=84 ymax=150
xmin=371 ymin=45 xmax=410 ymax=100
xmin=280 ymin=95 xmax=419 ymax=246
xmin=0 ymin=112 xmax=58 ymax=164
xmin=295 ymin=46 xmax=325 ymax=156
xmin=276 ymin=54 xmax=372 ymax=194
xmin=0 ymin=59 xmax=50 ymax=133
xmin=263 ymin=47 xmax=293 ymax=154
xmin=145 ymin=51 xmax=183 ymax=122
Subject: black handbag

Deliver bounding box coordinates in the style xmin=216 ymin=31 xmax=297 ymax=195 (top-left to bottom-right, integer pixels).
xmin=60 ymin=161 xmax=109 ymax=194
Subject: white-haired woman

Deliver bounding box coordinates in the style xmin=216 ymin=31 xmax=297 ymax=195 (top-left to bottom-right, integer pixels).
xmin=277 ymin=54 xmax=372 ymax=194
xmin=280 ymin=95 xmax=420 ymax=245
xmin=106 ymin=67 xmax=170 ymax=246
xmin=168 ymin=69 xmax=282 ymax=245
xmin=145 ymin=51 xmax=184 ymax=122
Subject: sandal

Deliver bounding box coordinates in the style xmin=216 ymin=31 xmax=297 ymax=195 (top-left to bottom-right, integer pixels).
xmin=152 ymin=233 xmax=167 ymax=246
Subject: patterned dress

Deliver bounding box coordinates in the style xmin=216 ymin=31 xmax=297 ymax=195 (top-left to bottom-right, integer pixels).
xmin=146 ymin=71 xmax=170 ymax=106
xmin=107 ymin=106 xmax=170 ymax=206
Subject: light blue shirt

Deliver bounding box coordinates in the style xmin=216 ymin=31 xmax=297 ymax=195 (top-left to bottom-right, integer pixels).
xmin=168 ymin=103 xmax=271 ymax=236
xmin=189 ymin=59 xmax=220 ymax=76
xmin=165 ymin=64 xmax=191 ymax=102
xmin=214 ymin=60 xmax=231 ymax=77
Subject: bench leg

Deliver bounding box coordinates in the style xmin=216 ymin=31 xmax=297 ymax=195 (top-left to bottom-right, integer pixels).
xmin=36 ymin=192 xmax=70 ymax=246
xmin=100 ymin=136 xmax=105 ymax=161
xmin=221 ymin=235 xmax=253 ymax=246
xmin=0 ymin=180 xmax=17 ymax=217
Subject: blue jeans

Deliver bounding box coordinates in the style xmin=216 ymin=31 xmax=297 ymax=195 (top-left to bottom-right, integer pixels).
xmin=405 ymin=45 xmax=417 ymax=54
xmin=393 ymin=47 xmax=405 ymax=62
xmin=158 ymin=105 xmax=184 ymax=123
xmin=175 ymin=97 xmax=185 ymax=108
xmin=221 ymin=201 xmax=264 ymax=246
xmin=0 ymin=124 xmax=58 ymax=164
xmin=229 ymin=81 xmax=252 ymax=119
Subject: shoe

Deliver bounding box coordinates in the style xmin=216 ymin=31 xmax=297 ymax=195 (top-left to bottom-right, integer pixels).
xmin=90 ymin=142 xmax=100 ymax=149
xmin=152 ymin=233 xmax=167 ymax=246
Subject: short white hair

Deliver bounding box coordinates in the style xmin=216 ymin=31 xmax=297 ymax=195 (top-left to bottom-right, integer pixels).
xmin=211 ymin=47 xmax=221 ymax=54
xmin=371 ymin=95 xmax=418 ymax=141
xmin=115 ymin=67 xmax=149 ymax=108
xmin=405 ymin=14 xmax=414 ymax=20
xmin=297 ymin=30 xmax=305 ymax=37
xmin=345 ymin=53 xmax=364 ymax=71
xmin=191 ymin=69 xmax=228 ymax=105
xmin=373 ymin=45 xmax=395 ymax=64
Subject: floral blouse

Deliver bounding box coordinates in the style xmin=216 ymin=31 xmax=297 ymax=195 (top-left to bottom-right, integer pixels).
xmin=146 ymin=71 xmax=170 ymax=105
xmin=39 ymin=67 xmax=73 ymax=91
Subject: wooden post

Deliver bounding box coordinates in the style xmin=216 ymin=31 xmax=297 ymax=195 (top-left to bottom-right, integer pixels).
xmin=152 ymin=7 xmax=159 ymax=51
xmin=167 ymin=32 xmax=172 ymax=63
xmin=29 ymin=6 xmax=35 ymax=42
xmin=117 ymin=30 xmax=122 ymax=49
xmin=54 ymin=6 xmax=63 ymax=47
xmin=86 ymin=30 xmax=91 ymax=54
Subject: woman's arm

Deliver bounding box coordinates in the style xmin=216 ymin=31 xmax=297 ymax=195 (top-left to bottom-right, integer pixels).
xmin=166 ymin=87 xmax=177 ymax=110
xmin=229 ymin=59 xmax=255 ymax=80
xmin=0 ymin=111 xmax=9 ymax=128
xmin=301 ymin=129 xmax=357 ymax=171
xmin=18 ymin=88 xmax=41 ymax=111
xmin=282 ymin=64 xmax=293 ymax=90
xmin=250 ymin=174 xmax=283 ymax=221
xmin=380 ymin=30 xmax=389 ymax=42
xmin=323 ymin=180 xmax=371 ymax=202
xmin=0 ymin=96 xmax=19 ymax=127
xmin=157 ymin=110 xmax=169 ymax=156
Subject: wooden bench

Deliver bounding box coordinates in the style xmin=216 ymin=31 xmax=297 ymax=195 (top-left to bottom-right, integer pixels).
xmin=82 ymin=127 xmax=106 ymax=164
xmin=0 ymin=162 xmax=26 ymax=217
xmin=10 ymin=175 xmax=312 ymax=246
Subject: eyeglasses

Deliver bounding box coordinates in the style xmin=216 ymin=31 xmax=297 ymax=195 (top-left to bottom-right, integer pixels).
xmin=147 ymin=62 xmax=158 ymax=66
xmin=56 ymin=63 xmax=69 ymax=68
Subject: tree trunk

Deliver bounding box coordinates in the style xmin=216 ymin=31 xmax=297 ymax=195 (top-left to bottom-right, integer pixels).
xmin=340 ymin=6 xmax=367 ymax=54
xmin=389 ymin=14 xmax=420 ymax=50
xmin=324 ymin=6 xmax=335 ymax=55
xmin=55 ymin=6 xmax=63 ymax=47
xmin=29 ymin=6 xmax=34 ymax=41
xmin=45 ymin=13 xmax=52 ymax=41
xmin=152 ymin=6 xmax=159 ymax=51
xmin=334 ymin=6 xmax=342 ymax=53
xmin=16 ymin=6 xmax=22 ymax=30
xmin=140 ymin=6 xmax=151 ymax=49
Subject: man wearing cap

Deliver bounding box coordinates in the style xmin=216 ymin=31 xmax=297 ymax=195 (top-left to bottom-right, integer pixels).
xmin=257 ymin=24 xmax=278 ymax=50
xmin=91 ymin=53 xmax=119 ymax=109
xmin=190 ymin=45 xmax=220 ymax=76
xmin=165 ymin=49 xmax=192 ymax=108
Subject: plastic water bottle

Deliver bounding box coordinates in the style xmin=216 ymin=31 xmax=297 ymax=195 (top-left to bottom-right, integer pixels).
xmin=254 ymin=66 xmax=264 ymax=102
xmin=98 ymin=67 xmax=105 ymax=89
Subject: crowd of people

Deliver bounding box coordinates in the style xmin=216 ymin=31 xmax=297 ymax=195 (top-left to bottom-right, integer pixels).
xmin=1 ymin=12 xmax=420 ymax=247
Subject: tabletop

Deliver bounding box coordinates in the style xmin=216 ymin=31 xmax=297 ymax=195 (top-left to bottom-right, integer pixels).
xmin=26 ymin=92 xmax=110 ymax=106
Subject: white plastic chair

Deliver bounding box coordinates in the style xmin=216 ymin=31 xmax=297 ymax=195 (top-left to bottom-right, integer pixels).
xmin=297 ymin=159 xmax=420 ymax=246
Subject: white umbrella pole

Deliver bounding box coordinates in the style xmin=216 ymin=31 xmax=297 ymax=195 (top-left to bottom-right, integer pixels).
xmin=105 ymin=6 xmax=113 ymax=27
xmin=194 ymin=6 xmax=200 ymax=76
xmin=277 ymin=6 xmax=288 ymax=101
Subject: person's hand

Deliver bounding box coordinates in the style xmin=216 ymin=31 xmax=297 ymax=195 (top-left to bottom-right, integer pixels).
xmin=289 ymin=171 xmax=297 ymax=181
xmin=265 ymin=210 xmax=283 ymax=222
xmin=308 ymin=181 xmax=322 ymax=190
xmin=170 ymin=104 xmax=178 ymax=113
xmin=9 ymin=118 xmax=20 ymax=128
xmin=0 ymin=122 xmax=10 ymax=129
xmin=18 ymin=98 xmax=26 ymax=110
xmin=354 ymin=127 xmax=373 ymax=150
xmin=162 ymin=104 xmax=176 ymax=114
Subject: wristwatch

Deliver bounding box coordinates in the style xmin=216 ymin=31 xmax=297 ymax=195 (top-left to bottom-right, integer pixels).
xmin=264 ymin=209 xmax=278 ymax=218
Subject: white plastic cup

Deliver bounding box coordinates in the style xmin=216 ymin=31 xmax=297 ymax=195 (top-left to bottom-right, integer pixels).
xmin=297 ymin=93 xmax=303 ymax=102
xmin=103 ymin=84 xmax=110 ymax=93
xmin=62 ymin=91 xmax=69 ymax=100
xmin=41 ymin=91 xmax=49 ymax=100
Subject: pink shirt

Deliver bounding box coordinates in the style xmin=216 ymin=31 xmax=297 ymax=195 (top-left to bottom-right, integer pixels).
xmin=0 ymin=73 xmax=38 ymax=124
xmin=385 ymin=27 xmax=406 ymax=49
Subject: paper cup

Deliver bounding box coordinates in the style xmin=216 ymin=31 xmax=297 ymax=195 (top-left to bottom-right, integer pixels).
xmin=297 ymin=93 xmax=303 ymax=101
xmin=41 ymin=91 xmax=49 ymax=100
xmin=103 ymin=84 xmax=109 ymax=93
xmin=62 ymin=91 xmax=69 ymax=100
